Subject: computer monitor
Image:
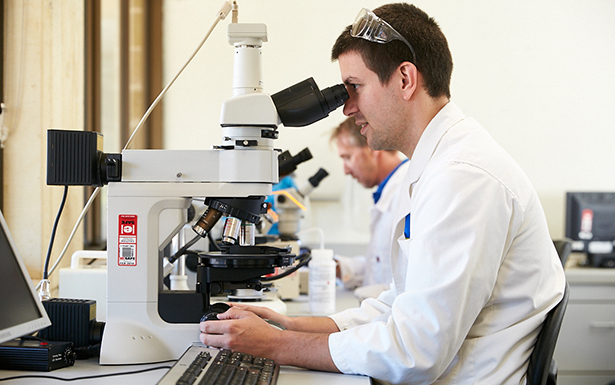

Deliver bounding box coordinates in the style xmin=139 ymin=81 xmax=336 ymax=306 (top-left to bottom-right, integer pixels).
xmin=565 ymin=192 xmax=615 ymax=267
xmin=0 ymin=209 xmax=51 ymax=344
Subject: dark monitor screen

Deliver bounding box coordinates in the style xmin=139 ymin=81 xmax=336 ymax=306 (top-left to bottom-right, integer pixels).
xmin=565 ymin=192 xmax=615 ymax=255
xmin=0 ymin=210 xmax=51 ymax=343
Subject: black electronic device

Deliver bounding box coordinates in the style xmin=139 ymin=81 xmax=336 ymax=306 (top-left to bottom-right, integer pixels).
xmin=565 ymin=192 xmax=615 ymax=267
xmin=38 ymin=298 xmax=105 ymax=359
xmin=0 ymin=339 xmax=75 ymax=371
xmin=46 ymin=129 xmax=121 ymax=187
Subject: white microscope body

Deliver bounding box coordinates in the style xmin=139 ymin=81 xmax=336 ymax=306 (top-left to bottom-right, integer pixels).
xmin=100 ymin=19 xmax=347 ymax=364
xmin=101 ymin=23 xmax=277 ymax=365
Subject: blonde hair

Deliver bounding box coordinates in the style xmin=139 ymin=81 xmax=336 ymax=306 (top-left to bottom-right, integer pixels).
xmin=330 ymin=117 xmax=367 ymax=148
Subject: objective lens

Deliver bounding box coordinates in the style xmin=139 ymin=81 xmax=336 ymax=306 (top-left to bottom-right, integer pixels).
xmin=192 ymin=207 xmax=223 ymax=237
xmin=240 ymin=222 xmax=256 ymax=246
xmin=222 ymin=217 xmax=242 ymax=244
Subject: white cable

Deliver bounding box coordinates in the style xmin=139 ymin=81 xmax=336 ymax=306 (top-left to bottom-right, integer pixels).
xmin=123 ymin=0 xmax=233 ymax=150
xmin=42 ymin=1 xmax=234 ymax=285
xmin=297 ymin=227 xmax=325 ymax=250
xmin=231 ymin=1 xmax=239 ymax=23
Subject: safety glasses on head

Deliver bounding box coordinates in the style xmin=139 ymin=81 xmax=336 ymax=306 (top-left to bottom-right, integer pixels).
xmin=350 ymin=8 xmax=417 ymax=63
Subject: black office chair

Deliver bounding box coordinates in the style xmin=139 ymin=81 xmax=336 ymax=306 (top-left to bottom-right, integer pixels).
xmin=552 ymin=239 xmax=572 ymax=267
xmin=526 ymin=281 xmax=570 ymax=385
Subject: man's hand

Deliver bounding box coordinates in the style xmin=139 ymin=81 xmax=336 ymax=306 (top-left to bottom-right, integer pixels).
xmin=199 ymin=306 xmax=341 ymax=372
xmin=200 ymin=306 xmax=281 ymax=359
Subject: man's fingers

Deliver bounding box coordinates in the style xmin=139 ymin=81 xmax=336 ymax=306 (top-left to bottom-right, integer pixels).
xmin=229 ymin=303 xmax=265 ymax=315
xmin=228 ymin=304 xmax=286 ymax=326
xmin=199 ymin=331 xmax=228 ymax=348
xmin=216 ymin=307 xmax=254 ymax=321
xmin=200 ymin=318 xmax=231 ymax=333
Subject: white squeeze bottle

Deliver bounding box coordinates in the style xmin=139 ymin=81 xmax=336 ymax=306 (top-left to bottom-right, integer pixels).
xmin=309 ymin=248 xmax=336 ymax=315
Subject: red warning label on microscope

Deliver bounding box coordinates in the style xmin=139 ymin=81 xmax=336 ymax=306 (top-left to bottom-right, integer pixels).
xmin=118 ymin=215 xmax=137 ymax=266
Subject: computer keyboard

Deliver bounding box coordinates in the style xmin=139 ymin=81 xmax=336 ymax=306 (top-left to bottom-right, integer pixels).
xmin=157 ymin=343 xmax=279 ymax=385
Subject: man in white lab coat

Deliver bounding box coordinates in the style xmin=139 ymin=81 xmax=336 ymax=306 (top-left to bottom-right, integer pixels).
xmin=200 ymin=3 xmax=566 ymax=384
xmin=331 ymin=117 xmax=409 ymax=299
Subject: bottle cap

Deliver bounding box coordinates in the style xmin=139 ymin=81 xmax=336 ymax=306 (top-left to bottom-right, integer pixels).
xmin=311 ymin=248 xmax=334 ymax=261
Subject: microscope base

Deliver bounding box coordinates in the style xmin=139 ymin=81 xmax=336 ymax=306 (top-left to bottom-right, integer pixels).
xmin=99 ymin=302 xmax=200 ymax=365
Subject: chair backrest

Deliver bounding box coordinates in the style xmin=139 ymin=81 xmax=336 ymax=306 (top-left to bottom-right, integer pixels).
xmin=526 ymin=281 xmax=570 ymax=385
xmin=553 ymin=239 xmax=572 ymax=267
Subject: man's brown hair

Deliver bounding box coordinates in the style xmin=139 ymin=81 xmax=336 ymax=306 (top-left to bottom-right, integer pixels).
xmin=331 ymin=3 xmax=453 ymax=99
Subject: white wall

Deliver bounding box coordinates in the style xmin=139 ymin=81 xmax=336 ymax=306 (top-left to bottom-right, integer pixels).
xmin=161 ymin=0 xmax=615 ymax=249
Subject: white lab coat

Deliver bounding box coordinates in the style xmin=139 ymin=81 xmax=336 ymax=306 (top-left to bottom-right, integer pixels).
xmin=337 ymin=161 xmax=410 ymax=299
xmin=328 ymin=102 xmax=566 ymax=385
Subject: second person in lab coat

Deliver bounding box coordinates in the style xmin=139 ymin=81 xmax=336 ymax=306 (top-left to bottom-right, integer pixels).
xmin=331 ymin=117 xmax=408 ymax=299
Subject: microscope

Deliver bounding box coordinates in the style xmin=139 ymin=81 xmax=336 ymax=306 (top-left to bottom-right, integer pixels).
xmin=96 ymin=21 xmax=347 ymax=364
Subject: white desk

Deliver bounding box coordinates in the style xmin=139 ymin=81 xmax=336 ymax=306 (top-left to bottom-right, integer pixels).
xmin=0 ymin=358 xmax=370 ymax=384
xmin=554 ymin=256 xmax=615 ymax=385
xmin=285 ymin=286 xmax=361 ymax=316
xmin=0 ymin=288 xmax=369 ymax=384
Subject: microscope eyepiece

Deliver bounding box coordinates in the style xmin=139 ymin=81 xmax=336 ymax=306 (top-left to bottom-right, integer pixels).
xmin=271 ymin=77 xmax=349 ymax=127
xmin=321 ymin=84 xmax=348 ymax=112
xmin=278 ymin=148 xmax=313 ymax=178
xmin=308 ymin=168 xmax=329 ymax=188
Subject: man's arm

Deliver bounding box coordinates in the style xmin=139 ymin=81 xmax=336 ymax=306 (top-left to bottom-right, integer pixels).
xmin=335 ymin=255 xmax=366 ymax=290
xmin=199 ymin=306 xmax=341 ymax=372
xmin=228 ymin=302 xmax=340 ymax=333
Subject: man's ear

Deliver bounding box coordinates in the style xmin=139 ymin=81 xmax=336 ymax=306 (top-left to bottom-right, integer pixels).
xmin=399 ymin=62 xmax=418 ymax=101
